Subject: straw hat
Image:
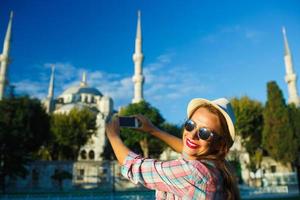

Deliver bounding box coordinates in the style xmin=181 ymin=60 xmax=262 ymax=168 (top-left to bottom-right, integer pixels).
xmin=187 ymin=98 xmax=235 ymax=147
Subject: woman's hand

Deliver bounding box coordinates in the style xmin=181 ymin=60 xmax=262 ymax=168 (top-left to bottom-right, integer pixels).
xmin=134 ymin=114 xmax=159 ymax=134
xmin=135 ymin=114 xmax=183 ymax=153
xmin=105 ymin=116 xmax=130 ymax=165
xmin=105 ymin=117 xmax=120 ymax=138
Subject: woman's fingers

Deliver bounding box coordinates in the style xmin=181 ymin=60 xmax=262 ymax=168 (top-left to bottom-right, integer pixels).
xmin=106 ymin=117 xmax=120 ymax=136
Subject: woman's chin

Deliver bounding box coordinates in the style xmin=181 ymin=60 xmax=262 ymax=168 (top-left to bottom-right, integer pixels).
xmin=183 ymin=148 xmax=198 ymax=159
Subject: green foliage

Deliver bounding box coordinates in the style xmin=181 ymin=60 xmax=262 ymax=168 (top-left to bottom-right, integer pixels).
xmin=248 ymin=148 xmax=263 ymax=173
xmin=51 ymin=169 xmax=72 ymax=180
xmin=262 ymin=81 xmax=297 ymax=163
xmin=0 ymin=96 xmax=50 ymax=192
xmin=228 ymin=160 xmax=242 ymax=184
xmin=119 ymin=101 xmax=165 ymax=157
xmin=231 ymin=97 xmax=263 ymax=152
xmin=161 ymin=122 xmax=182 ymax=139
xmin=49 ymin=107 xmax=97 ymax=160
xmin=287 ymin=104 xmax=300 ymax=155
xmin=231 ymin=96 xmax=263 ymax=172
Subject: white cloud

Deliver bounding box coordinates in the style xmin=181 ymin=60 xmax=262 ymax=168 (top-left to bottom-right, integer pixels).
xmin=44 ymin=62 xmax=78 ymax=82
xmin=14 ymin=79 xmax=47 ymax=99
xmin=11 ymin=54 xmax=213 ymax=122
xmin=202 ymin=25 xmax=264 ymax=43
xmin=157 ymin=53 xmax=174 ymax=63
xmin=143 ymin=53 xmax=211 ymax=102
xmin=244 ymin=29 xmax=264 ymax=42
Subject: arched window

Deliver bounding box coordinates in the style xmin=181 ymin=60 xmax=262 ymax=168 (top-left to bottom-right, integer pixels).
xmin=88 ymin=150 xmax=95 ymax=160
xmin=80 ymin=150 xmax=87 ymax=160
xmin=57 ymin=98 xmax=64 ymax=103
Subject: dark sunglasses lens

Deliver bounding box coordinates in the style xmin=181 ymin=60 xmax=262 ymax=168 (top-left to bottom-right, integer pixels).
xmin=184 ymin=120 xmax=195 ymax=132
xmin=198 ymin=128 xmax=211 ymax=140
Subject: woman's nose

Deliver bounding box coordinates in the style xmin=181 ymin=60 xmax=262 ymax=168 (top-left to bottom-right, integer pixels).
xmin=189 ymin=129 xmax=199 ymax=140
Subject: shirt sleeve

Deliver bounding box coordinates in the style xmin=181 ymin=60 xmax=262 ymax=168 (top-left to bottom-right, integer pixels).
xmin=121 ymin=151 xmax=209 ymax=197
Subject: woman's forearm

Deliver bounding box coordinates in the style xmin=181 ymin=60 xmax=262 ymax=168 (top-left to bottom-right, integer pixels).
xmin=150 ymin=128 xmax=183 ymax=153
xmin=107 ymin=134 xmax=130 ymax=165
xmin=105 ymin=118 xmax=130 ymax=165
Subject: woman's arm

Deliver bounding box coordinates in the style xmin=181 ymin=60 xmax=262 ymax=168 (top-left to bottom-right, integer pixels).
xmin=121 ymin=152 xmax=209 ymax=199
xmin=135 ymin=115 xmax=183 ymax=153
xmin=105 ymin=117 xmax=130 ymax=165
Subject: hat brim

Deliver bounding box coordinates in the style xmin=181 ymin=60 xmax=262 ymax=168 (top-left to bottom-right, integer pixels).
xmin=187 ymin=98 xmax=235 ymax=147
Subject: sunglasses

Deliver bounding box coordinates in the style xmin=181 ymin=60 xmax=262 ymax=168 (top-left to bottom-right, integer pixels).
xmin=184 ymin=119 xmax=218 ymax=140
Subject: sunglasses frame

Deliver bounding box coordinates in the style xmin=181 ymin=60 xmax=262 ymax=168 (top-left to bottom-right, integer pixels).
xmin=184 ymin=119 xmax=218 ymax=140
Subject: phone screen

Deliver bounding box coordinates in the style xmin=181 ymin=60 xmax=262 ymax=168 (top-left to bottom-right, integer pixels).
xmin=119 ymin=117 xmax=137 ymax=128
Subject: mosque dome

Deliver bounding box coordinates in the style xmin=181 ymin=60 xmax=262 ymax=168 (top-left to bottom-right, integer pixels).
xmin=55 ymin=72 xmax=104 ymax=106
xmin=58 ymin=72 xmax=102 ymax=98
xmin=60 ymin=85 xmax=102 ymax=97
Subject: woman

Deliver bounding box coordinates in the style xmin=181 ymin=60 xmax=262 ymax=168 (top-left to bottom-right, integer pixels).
xmin=106 ymin=97 xmax=240 ymax=199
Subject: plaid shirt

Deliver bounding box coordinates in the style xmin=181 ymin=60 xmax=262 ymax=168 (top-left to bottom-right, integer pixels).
xmin=121 ymin=152 xmax=225 ymax=200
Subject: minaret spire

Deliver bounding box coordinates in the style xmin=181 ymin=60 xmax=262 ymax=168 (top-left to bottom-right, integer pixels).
xmin=282 ymin=27 xmax=291 ymax=56
xmin=48 ymin=65 xmax=55 ymax=98
xmin=136 ymin=10 xmax=142 ymax=44
xmin=0 ymin=11 xmax=13 ymax=100
xmin=132 ymin=10 xmax=145 ymax=103
xmin=282 ymin=27 xmax=300 ymax=107
xmin=80 ymin=71 xmax=87 ymax=87
xmin=45 ymin=65 xmax=55 ymax=113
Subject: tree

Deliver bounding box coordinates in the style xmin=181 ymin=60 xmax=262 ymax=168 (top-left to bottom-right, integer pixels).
xmin=231 ymin=96 xmax=263 ymax=172
xmin=160 ymin=122 xmax=182 ymax=139
xmin=0 ymin=96 xmax=50 ymax=193
xmin=119 ymin=101 xmax=165 ymax=158
xmin=262 ymin=81 xmax=297 ymax=163
xmin=288 ymin=104 xmax=300 ymax=156
xmin=48 ymin=108 xmax=97 ymax=160
xmin=287 ymin=104 xmax=300 ymax=191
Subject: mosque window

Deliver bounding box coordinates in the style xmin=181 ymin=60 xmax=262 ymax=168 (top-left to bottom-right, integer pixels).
xmin=80 ymin=150 xmax=87 ymax=160
xmin=271 ymin=165 xmax=276 ymax=173
xmin=76 ymin=169 xmax=84 ymax=181
xmin=88 ymin=150 xmax=95 ymax=160
xmin=57 ymin=98 xmax=64 ymax=103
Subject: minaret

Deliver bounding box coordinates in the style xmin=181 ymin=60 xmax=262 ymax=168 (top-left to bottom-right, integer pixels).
xmin=80 ymin=71 xmax=87 ymax=87
xmin=0 ymin=11 xmax=13 ymax=100
xmin=45 ymin=65 xmax=55 ymax=113
xmin=132 ymin=10 xmax=145 ymax=103
xmin=282 ymin=27 xmax=300 ymax=107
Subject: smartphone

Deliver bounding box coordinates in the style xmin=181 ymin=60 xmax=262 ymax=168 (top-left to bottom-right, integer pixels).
xmin=119 ymin=116 xmax=140 ymax=128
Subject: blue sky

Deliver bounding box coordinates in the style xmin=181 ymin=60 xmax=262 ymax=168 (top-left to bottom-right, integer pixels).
xmin=0 ymin=0 xmax=300 ymax=124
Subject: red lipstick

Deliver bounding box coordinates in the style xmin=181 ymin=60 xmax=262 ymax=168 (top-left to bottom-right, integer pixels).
xmin=186 ymin=138 xmax=199 ymax=149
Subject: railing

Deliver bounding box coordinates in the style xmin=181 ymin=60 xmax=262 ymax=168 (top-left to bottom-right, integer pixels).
xmin=1 ymin=191 xmax=156 ymax=200
xmin=2 ymin=161 xmax=299 ymax=199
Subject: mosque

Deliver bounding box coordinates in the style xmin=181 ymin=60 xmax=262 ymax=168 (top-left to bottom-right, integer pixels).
xmin=0 ymin=10 xmax=299 ymax=190
xmin=0 ymin=10 xmax=147 ymax=190
xmin=0 ymin=11 xmax=145 ymax=162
